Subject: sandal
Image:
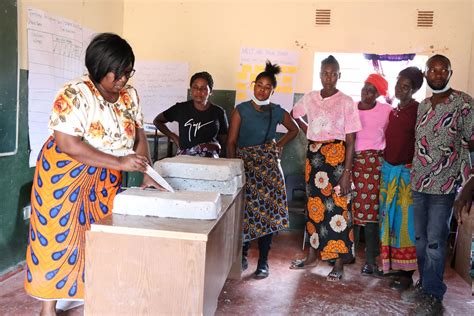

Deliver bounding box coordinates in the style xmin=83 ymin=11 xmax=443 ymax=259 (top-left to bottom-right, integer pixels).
xmin=361 ymin=263 xmax=384 ymax=277
xmin=289 ymin=259 xmax=306 ymax=269
xmin=326 ymin=270 xmax=343 ymax=282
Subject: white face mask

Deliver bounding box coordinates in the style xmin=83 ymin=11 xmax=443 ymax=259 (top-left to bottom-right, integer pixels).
xmin=428 ymin=82 xmax=451 ymax=94
xmin=250 ymin=91 xmax=271 ymax=106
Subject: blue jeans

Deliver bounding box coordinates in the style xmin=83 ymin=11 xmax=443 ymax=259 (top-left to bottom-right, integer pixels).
xmin=412 ymin=191 xmax=455 ymax=300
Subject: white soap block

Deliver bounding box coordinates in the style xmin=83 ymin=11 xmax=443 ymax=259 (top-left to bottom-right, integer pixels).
xmin=113 ymin=188 xmax=222 ymax=220
xmin=154 ymin=156 xmax=243 ymax=181
xmin=164 ymin=175 xmax=243 ymax=195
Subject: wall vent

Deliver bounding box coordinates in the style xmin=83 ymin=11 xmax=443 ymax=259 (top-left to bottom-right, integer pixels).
xmin=417 ymin=10 xmax=434 ymax=27
xmin=315 ymin=9 xmax=331 ymax=26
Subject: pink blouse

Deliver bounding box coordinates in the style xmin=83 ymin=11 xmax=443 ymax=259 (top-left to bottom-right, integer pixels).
xmin=292 ymin=90 xmax=361 ymax=141
xmin=355 ymin=101 xmax=392 ymax=152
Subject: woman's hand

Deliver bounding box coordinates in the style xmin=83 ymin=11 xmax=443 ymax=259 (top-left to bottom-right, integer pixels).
xmin=170 ymin=134 xmax=180 ymax=149
xmin=118 ymin=154 xmax=148 ymax=172
xmin=275 ymin=145 xmax=283 ymax=158
xmin=140 ymin=174 xmax=167 ymax=191
xmin=337 ymin=171 xmax=352 ymax=196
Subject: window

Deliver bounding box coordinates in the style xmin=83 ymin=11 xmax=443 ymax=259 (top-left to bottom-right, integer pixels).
xmin=313 ymin=53 xmax=428 ymax=104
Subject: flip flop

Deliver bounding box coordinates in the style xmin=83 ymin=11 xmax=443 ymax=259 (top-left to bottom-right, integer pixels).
xmin=289 ymin=259 xmax=306 ymax=269
xmin=326 ymin=270 xmax=343 ymax=282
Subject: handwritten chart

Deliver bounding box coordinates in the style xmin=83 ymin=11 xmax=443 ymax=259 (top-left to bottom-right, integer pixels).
xmin=132 ymin=61 xmax=188 ymax=133
xmin=27 ymin=7 xmax=94 ymax=166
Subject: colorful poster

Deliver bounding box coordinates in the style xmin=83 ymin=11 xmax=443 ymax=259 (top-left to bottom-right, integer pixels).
xmin=236 ymin=47 xmax=298 ymax=131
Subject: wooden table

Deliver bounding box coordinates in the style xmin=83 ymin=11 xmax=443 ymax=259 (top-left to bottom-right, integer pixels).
xmin=85 ymin=190 xmax=243 ymax=315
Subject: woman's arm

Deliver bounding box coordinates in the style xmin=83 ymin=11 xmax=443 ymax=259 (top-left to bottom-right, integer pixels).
xmin=290 ymin=110 xmax=308 ymax=135
xmin=54 ymin=130 xmax=147 ymax=172
xmin=133 ymin=128 xmax=152 ymax=164
xmin=276 ymin=112 xmax=299 ymax=152
xmin=337 ymin=132 xmax=356 ymax=196
xmin=133 ymin=127 xmax=166 ymax=189
xmin=226 ymin=109 xmax=241 ymax=159
xmin=218 ymin=134 xmax=227 ymax=153
xmin=153 ymin=112 xmax=180 ymax=148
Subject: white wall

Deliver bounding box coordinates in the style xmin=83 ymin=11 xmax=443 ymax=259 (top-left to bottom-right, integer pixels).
xmin=17 ymin=0 xmax=474 ymax=95
xmin=123 ymin=0 xmax=473 ymax=93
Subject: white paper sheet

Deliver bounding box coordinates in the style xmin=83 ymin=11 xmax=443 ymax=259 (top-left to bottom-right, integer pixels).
xmin=27 ymin=7 xmax=95 ymax=167
xmin=132 ymin=61 xmax=188 ymax=133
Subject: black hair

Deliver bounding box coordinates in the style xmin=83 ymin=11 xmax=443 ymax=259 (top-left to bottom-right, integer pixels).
xmin=190 ymin=71 xmax=214 ymax=91
xmin=426 ymin=54 xmax=451 ymax=70
xmin=321 ymin=55 xmax=340 ymax=71
xmin=398 ymin=67 xmax=424 ymax=92
xmin=255 ymin=60 xmax=281 ymax=88
xmin=85 ymin=33 xmax=135 ymax=84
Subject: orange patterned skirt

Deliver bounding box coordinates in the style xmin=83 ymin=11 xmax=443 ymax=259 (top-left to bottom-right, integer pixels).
xmin=305 ymin=140 xmax=354 ymax=261
xmin=24 ymin=136 xmax=121 ymax=299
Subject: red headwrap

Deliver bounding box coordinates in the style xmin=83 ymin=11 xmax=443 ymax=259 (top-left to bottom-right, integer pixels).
xmin=365 ymin=74 xmax=388 ymax=97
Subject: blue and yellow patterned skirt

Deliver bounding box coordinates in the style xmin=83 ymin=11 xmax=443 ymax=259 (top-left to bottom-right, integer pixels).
xmin=237 ymin=141 xmax=289 ymax=242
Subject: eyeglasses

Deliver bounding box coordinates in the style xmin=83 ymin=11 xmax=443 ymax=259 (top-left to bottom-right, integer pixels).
xmin=121 ymin=69 xmax=136 ymax=79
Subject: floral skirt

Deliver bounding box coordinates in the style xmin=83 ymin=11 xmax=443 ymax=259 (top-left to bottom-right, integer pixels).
xmin=352 ymin=150 xmax=383 ymax=225
xmin=24 ymin=136 xmax=122 ymax=299
xmin=379 ymin=161 xmax=417 ymax=273
xmin=237 ymin=141 xmax=289 ymax=242
xmin=305 ymin=140 xmax=353 ymax=261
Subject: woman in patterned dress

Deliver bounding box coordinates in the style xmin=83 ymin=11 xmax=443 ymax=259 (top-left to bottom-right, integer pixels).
xmin=352 ymin=74 xmax=391 ymax=276
xmin=227 ymin=61 xmax=298 ymax=279
xmin=379 ymin=67 xmax=424 ymax=290
xmin=290 ymin=55 xmax=361 ymax=281
xmin=24 ymin=33 xmax=160 ymax=315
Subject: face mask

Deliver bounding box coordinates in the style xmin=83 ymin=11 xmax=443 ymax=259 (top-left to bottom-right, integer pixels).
xmin=428 ymin=82 xmax=451 ymax=94
xmin=250 ymin=92 xmax=271 ymax=106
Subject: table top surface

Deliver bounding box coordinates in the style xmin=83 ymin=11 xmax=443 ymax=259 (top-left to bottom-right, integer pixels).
xmin=90 ymin=191 xmax=241 ymax=241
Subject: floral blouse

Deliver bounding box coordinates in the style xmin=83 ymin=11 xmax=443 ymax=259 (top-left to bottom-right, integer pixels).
xmin=48 ymin=75 xmax=144 ymax=156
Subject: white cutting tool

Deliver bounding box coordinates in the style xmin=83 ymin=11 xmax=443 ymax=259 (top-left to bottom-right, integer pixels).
xmin=145 ymin=164 xmax=175 ymax=192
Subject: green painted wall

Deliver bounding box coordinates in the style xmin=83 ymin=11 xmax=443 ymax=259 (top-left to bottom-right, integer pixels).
xmin=0 ymin=70 xmax=35 ymax=275
xmin=0 ymin=76 xmax=307 ymax=274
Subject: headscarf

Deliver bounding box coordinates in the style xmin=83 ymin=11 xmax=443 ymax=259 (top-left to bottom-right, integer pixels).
xmin=398 ymin=67 xmax=424 ymax=92
xmin=365 ymin=74 xmax=388 ymax=96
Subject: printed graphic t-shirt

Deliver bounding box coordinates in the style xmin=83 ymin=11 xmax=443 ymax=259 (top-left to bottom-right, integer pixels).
xmin=163 ymin=100 xmax=228 ymax=149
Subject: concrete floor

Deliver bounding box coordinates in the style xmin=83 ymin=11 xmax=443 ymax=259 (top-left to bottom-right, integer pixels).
xmin=1 ymin=230 xmax=473 ymax=315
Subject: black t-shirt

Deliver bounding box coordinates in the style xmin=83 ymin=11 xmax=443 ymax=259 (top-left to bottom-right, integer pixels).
xmin=163 ymin=100 xmax=229 ymax=149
